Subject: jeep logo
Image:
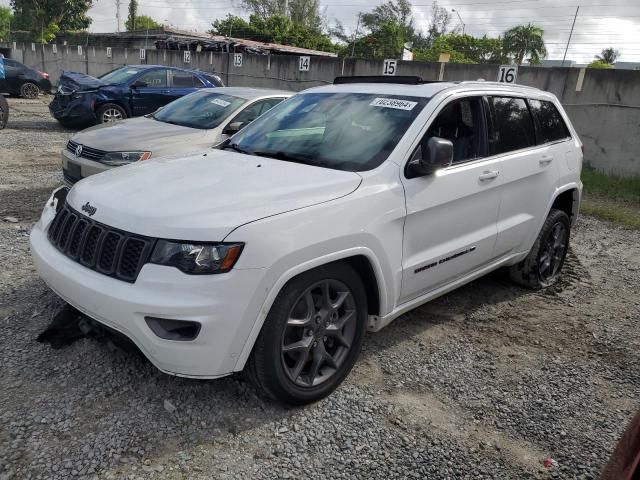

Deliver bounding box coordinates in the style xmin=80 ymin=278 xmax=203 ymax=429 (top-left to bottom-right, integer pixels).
xmin=81 ymin=202 xmax=97 ymax=216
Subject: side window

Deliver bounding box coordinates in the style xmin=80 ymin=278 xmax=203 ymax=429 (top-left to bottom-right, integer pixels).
xmin=424 ymin=97 xmax=486 ymax=164
xmin=488 ymin=97 xmax=536 ymax=155
xmin=172 ymin=72 xmax=199 ymax=88
xmin=136 ymin=69 xmax=167 ymax=88
xmin=232 ymin=98 xmax=284 ymax=125
xmin=528 ymin=99 xmax=571 ymax=144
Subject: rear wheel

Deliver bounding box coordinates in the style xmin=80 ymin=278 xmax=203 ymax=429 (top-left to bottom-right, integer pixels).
xmin=0 ymin=95 xmax=8 ymax=129
xmin=96 ymin=103 xmax=127 ymax=123
xmin=248 ymin=263 xmax=368 ymax=405
xmin=20 ymin=82 xmax=40 ymax=99
xmin=509 ymin=209 xmax=571 ymax=289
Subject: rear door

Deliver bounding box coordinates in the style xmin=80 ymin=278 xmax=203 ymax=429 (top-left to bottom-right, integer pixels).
xmin=2 ymin=59 xmax=23 ymax=94
xmin=399 ymin=95 xmax=503 ymax=302
xmin=130 ymin=68 xmax=171 ymax=116
xmin=489 ymin=96 xmax=560 ymax=256
xmin=166 ymin=70 xmax=204 ymax=103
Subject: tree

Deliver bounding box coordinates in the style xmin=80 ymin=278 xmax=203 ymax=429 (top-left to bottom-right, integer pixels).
xmin=0 ymin=6 xmax=11 ymax=42
xmin=502 ymin=23 xmax=547 ymax=65
xmin=587 ymin=60 xmax=613 ymax=69
xmin=127 ymin=14 xmax=160 ymax=31
xmin=595 ymin=47 xmax=619 ymax=65
xmin=10 ymin=0 xmax=92 ymax=42
xmin=238 ymin=0 xmax=323 ymax=30
xmin=125 ymin=0 xmax=137 ymax=32
xmin=414 ymin=33 xmax=508 ymax=64
xmin=422 ymin=1 xmax=452 ymax=48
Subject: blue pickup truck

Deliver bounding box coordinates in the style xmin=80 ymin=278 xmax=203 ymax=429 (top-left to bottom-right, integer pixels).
xmin=49 ymin=65 xmax=224 ymax=127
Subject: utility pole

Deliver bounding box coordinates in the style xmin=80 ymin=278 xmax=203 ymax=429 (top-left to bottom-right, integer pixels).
xmin=452 ymin=9 xmax=465 ymax=35
xmin=351 ymin=13 xmax=361 ymax=58
xmin=115 ymin=0 xmax=121 ymax=33
xmin=562 ymin=6 xmax=579 ymax=67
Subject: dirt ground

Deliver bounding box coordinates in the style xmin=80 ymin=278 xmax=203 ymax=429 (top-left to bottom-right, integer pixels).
xmin=0 ymin=97 xmax=639 ymax=480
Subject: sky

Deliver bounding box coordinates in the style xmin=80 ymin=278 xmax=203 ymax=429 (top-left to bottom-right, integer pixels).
xmin=3 ymin=0 xmax=640 ymax=64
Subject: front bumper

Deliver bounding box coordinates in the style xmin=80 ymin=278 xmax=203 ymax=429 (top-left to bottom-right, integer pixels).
xmin=49 ymin=94 xmax=96 ymax=126
xmin=61 ymin=148 xmax=112 ymax=185
xmin=30 ymin=200 xmax=266 ymax=378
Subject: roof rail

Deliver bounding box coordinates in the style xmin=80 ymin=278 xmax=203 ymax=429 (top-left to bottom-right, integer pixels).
xmin=334 ymin=75 xmax=428 ymax=85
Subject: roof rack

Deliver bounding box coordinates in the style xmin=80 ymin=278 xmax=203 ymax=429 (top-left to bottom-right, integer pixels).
xmin=334 ymin=75 xmax=429 ymax=85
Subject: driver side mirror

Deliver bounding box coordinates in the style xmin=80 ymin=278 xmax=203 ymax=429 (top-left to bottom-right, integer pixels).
xmin=405 ymin=136 xmax=454 ymax=179
xmin=130 ymin=80 xmax=148 ymax=89
xmin=222 ymin=121 xmax=246 ymax=135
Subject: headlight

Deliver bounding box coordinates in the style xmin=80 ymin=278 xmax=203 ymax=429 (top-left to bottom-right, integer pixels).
xmin=101 ymin=151 xmax=152 ymax=166
xmin=150 ymin=241 xmax=244 ymax=274
xmin=71 ymin=89 xmax=98 ymax=98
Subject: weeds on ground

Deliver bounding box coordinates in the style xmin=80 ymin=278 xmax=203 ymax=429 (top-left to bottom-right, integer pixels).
xmin=581 ymin=167 xmax=640 ymax=230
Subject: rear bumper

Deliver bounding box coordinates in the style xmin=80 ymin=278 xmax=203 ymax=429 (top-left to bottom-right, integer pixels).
xmin=30 ymin=198 xmax=267 ymax=378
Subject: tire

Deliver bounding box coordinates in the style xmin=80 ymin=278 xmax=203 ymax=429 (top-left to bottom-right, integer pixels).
xmin=0 ymin=95 xmax=8 ymax=129
xmin=509 ymin=208 xmax=571 ymax=289
xmin=20 ymin=81 xmax=40 ymax=99
xmin=248 ymin=263 xmax=368 ymax=405
xmin=96 ymin=103 xmax=127 ymax=124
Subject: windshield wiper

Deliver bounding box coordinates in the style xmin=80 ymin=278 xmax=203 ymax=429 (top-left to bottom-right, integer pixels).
xmin=252 ymin=151 xmax=327 ymax=167
xmin=222 ymin=143 xmax=253 ymax=155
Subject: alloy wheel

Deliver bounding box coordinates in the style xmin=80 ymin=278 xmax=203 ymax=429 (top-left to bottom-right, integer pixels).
xmin=538 ymin=221 xmax=568 ymax=282
xmin=21 ymin=83 xmax=39 ymax=99
xmin=102 ymin=108 xmax=123 ymax=123
xmin=280 ymin=279 xmax=357 ymax=388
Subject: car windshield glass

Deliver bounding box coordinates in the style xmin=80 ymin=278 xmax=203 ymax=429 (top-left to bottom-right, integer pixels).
xmin=99 ymin=67 xmax=144 ymax=84
xmin=227 ymin=92 xmax=429 ymax=171
xmin=153 ymin=91 xmax=246 ymax=129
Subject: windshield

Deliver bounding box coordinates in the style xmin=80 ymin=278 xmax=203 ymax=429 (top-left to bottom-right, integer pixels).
xmin=99 ymin=67 xmax=144 ymax=84
xmin=153 ymin=91 xmax=246 ymax=129
xmin=226 ymin=92 xmax=428 ymax=171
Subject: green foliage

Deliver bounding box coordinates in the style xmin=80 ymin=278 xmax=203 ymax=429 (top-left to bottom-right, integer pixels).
xmin=126 ymin=14 xmax=160 ymax=31
xmin=414 ymin=34 xmax=508 ymax=64
xmin=595 ymin=47 xmax=619 ymax=65
xmin=125 ymin=0 xmax=138 ymax=32
xmin=211 ymin=14 xmax=338 ymax=53
xmin=502 ymin=23 xmax=546 ymax=65
xmin=239 ymin=0 xmax=322 ymax=30
xmin=587 ymin=60 xmax=613 ymax=69
xmin=0 ymin=6 xmax=12 ymax=42
xmin=10 ymin=0 xmax=92 ymax=42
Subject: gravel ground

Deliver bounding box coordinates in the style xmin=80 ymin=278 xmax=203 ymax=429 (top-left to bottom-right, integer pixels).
xmin=0 ymin=97 xmax=639 ymax=480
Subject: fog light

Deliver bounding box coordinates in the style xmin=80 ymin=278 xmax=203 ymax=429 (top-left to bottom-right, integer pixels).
xmin=144 ymin=317 xmax=201 ymax=341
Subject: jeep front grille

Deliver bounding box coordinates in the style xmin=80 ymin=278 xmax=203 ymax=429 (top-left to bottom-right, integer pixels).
xmin=47 ymin=203 xmax=155 ymax=283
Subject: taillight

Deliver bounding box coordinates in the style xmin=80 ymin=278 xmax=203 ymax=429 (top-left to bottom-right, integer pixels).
xmin=39 ymin=71 xmax=49 ymax=80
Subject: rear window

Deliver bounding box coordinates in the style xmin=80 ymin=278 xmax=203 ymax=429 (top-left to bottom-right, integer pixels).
xmin=172 ymin=72 xmax=203 ymax=88
xmin=488 ymin=97 xmax=536 ymax=155
xmin=528 ymin=99 xmax=571 ymax=144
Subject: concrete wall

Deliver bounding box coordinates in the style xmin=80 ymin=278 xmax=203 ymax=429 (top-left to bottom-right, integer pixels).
xmin=4 ymin=41 xmax=640 ymax=177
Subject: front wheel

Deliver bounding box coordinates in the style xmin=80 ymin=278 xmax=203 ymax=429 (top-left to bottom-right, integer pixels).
xmin=509 ymin=208 xmax=571 ymax=289
xmin=248 ymin=263 xmax=368 ymax=405
xmin=96 ymin=103 xmax=127 ymax=124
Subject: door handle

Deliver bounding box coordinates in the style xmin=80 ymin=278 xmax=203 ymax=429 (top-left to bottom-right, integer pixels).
xmin=539 ymin=156 xmax=553 ymax=165
xmin=479 ymin=170 xmax=499 ymax=181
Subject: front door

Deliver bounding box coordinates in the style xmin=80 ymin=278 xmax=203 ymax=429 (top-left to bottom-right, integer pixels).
xmin=130 ymin=68 xmax=170 ymax=116
xmin=399 ymin=96 xmax=503 ymax=303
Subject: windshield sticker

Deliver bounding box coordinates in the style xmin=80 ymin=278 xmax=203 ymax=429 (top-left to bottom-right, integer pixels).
xmin=210 ymin=98 xmax=231 ymax=108
xmin=370 ymin=97 xmax=417 ymax=111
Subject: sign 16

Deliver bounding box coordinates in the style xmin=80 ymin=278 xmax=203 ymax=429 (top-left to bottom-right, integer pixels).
xmin=497 ymin=65 xmax=518 ymax=83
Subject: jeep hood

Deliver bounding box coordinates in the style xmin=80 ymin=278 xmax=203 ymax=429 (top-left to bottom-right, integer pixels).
xmin=58 ymin=71 xmax=108 ymax=93
xmin=66 ymin=149 xmax=362 ymax=241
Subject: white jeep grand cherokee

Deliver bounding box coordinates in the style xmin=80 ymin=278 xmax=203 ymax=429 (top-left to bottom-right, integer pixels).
xmin=31 ymin=77 xmax=583 ymax=405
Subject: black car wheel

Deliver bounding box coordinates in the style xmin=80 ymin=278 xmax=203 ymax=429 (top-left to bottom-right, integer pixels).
xmin=96 ymin=103 xmax=127 ymax=123
xmin=20 ymin=82 xmax=40 ymax=99
xmin=509 ymin=208 xmax=571 ymax=289
xmin=0 ymin=95 xmax=8 ymax=129
xmin=248 ymin=263 xmax=368 ymax=405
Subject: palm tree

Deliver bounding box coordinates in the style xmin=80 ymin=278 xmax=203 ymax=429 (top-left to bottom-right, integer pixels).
xmin=502 ymin=23 xmax=547 ymax=65
xmin=596 ymin=47 xmax=620 ymax=65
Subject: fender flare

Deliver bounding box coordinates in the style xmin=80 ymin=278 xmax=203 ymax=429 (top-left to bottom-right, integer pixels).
xmin=232 ymin=246 xmax=388 ymax=372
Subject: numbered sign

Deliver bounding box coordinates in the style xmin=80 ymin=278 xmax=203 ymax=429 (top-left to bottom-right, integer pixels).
xmin=234 ymin=53 xmax=243 ymax=67
xmin=12 ymin=41 xmax=16 ymax=50
xmin=31 ymin=43 xmax=35 ymax=51
xmin=77 ymin=45 xmax=83 ymax=56
xmin=52 ymin=44 xmax=57 ymax=54
xmin=298 ymin=56 xmax=310 ymax=72
xmin=183 ymin=50 xmax=191 ymax=63
xmin=139 ymin=48 xmax=146 ymax=60
xmin=497 ymin=65 xmax=518 ymax=84
xmin=383 ymin=59 xmax=397 ymax=76
xmin=106 ymin=47 xmax=112 ymax=58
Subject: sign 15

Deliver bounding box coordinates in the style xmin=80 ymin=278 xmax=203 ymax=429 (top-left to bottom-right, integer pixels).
xmin=497 ymin=65 xmax=518 ymax=83
xmin=234 ymin=53 xmax=243 ymax=67
xmin=383 ymin=59 xmax=397 ymax=76
xmin=299 ymin=56 xmax=310 ymax=72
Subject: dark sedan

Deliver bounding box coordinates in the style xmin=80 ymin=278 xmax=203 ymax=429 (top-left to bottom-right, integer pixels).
xmin=0 ymin=58 xmax=52 ymax=98
xmin=49 ymin=65 xmax=224 ymax=127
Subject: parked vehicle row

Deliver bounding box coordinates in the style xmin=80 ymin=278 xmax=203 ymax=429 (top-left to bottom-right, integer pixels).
xmin=0 ymin=57 xmax=52 ymax=98
xmin=30 ymin=76 xmax=583 ymax=405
